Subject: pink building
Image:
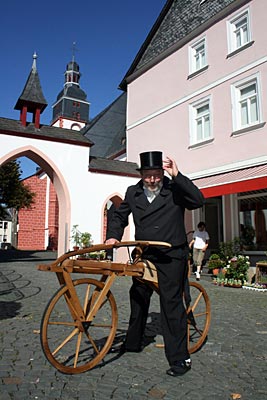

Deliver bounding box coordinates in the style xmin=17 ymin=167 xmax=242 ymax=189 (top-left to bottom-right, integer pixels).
xmin=121 ymin=0 xmax=267 ymax=253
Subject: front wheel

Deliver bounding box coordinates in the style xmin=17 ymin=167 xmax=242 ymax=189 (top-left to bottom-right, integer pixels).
xmin=40 ymin=278 xmax=118 ymax=374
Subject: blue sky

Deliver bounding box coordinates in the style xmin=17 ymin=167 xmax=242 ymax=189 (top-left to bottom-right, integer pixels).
xmin=1 ymin=0 xmax=166 ymax=178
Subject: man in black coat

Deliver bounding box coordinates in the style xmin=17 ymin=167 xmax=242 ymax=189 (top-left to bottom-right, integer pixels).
xmin=106 ymin=151 xmax=204 ymax=376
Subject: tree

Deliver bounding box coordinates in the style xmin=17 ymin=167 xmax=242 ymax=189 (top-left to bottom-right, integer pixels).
xmin=0 ymin=160 xmax=35 ymax=219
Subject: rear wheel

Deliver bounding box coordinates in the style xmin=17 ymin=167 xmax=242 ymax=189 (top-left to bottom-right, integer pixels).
xmin=186 ymin=281 xmax=211 ymax=354
xmin=150 ymin=280 xmax=210 ymax=354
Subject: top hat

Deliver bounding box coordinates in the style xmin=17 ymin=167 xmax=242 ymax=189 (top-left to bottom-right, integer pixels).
xmin=137 ymin=151 xmax=163 ymax=170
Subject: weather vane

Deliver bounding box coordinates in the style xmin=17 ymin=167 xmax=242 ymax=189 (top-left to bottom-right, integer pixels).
xmin=71 ymin=42 xmax=78 ymax=61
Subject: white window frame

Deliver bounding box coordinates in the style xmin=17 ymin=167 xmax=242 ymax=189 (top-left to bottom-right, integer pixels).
xmin=227 ymin=8 xmax=251 ymax=54
xmin=231 ymin=74 xmax=262 ymax=132
xmin=189 ymin=96 xmax=212 ymax=146
xmin=189 ymin=37 xmax=207 ymax=75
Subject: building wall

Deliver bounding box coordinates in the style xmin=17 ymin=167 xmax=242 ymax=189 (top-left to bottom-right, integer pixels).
xmin=126 ymin=0 xmax=267 ymax=177
xmin=1 ymin=137 xmax=138 ymax=255
xmin=17 ymin=173 xmax=59 ymax=250
xmin=18 ymin=174 xmax=47 ymax=250
xmin=0 ymin=220 xmax=12 ymax=248
xmin=52 ymin=117 xmax=86 ymax=131
xmin=47 ymin=180 xmax=59 ymax=251
xmin=124 ymin=0 xmax=267 ymax=253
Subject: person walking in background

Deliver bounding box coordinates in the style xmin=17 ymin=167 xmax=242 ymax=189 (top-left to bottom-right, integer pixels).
xmin=189 ymin=222 xmax=209 ymax=281
xmin=105 ymin=151 xmax=204 ymax=377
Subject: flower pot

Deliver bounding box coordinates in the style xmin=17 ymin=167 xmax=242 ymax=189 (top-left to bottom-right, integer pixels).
xmin=224 ymin=284 xmax=242 ymax=288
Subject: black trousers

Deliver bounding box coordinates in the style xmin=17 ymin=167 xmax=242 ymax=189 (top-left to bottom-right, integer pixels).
xmin=124 ymin=246 xmax=190 ymax=365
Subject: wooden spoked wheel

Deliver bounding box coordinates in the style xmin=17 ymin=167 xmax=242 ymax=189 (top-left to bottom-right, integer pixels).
xmin=40 ymin=278 xmax=118 ymax=374
xmin=151 ymin=280 xmax=210 ymax=354
xmin=186 ymin=281 xmax=211 ymax=354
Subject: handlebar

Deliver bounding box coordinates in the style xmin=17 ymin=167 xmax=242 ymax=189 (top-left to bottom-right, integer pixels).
xmin=52 ymin=241 xmax=172 ymax=267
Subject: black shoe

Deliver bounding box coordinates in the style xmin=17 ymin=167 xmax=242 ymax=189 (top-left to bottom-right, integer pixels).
xmin=166 ymin=360 xmax=191 ymax=376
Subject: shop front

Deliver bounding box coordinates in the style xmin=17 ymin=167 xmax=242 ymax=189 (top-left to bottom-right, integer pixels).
xmin=193 ymin=164 xmax=267 ymax=257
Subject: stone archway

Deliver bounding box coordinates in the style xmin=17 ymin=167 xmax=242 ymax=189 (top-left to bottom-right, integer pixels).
xmin=102 ymin=194 xmax=123 ymax=242
xmin=0 ymin=145 xmax=71 ymax=255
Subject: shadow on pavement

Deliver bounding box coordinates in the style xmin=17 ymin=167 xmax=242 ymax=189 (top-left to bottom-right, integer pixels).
xmin=0 ymin=300 xmax=22 ymax=320
xmin=0 ymin=269 xmax=42 ymax=317
xmin=0 ymin=249 xmax=57 ymax=263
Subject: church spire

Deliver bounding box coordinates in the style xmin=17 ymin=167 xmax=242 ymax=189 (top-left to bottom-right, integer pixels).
xmin=14 ymin=52 xmax=47 ymax=128
xmin=32 ymin=51 xmax=37 ymax=71
xmin=64 ymin=43 xmax=81 ymax=88
xmin=51 ymin=44 xmax=90 ymax=130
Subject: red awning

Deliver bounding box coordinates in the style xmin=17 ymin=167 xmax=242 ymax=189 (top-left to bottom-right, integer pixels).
xmin=193 ymin=164 xmax=267 ymax=198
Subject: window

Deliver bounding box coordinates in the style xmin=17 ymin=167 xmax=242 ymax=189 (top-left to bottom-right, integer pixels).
xmin=189 ymin=97 xmax=212 ymax=145
xmin=240 ymin=83 xmax=258 ymax=125
xmin=227 ymin=9 xmax=251 ymax=54
xmin=72 ymin=112 xmax=81 ymax=120
xmin=189 ymin=37 xmax=207 ymax=74
xmin=231 ymin=76 xmax=261 ymax=131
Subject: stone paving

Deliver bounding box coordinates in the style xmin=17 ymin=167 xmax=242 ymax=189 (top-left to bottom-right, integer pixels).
xmin=0 ymin=250 xmax=266 ymax=400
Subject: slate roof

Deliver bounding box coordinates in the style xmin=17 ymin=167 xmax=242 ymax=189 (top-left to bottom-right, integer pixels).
xmin=89 ymin=156 xmax=139 ymax=177
xmin=56 ymin=85 xmax=88 ymax=102
xmin=119 ymin=0 xmax=247 ymax=89
xmin=83 ymin=92 xmax=126 ymax=158
xmin=0 ymin=117 xmax=92 ymax=146
xmin=14 ymin=57 xmax=47 ymax=112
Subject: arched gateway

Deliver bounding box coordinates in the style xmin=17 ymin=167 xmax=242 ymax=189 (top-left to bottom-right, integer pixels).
xmin=0 ymin=55 xmax=138 ymax=255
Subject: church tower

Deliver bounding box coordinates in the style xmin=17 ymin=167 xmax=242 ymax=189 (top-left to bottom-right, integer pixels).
xmin=51 ymin=49 xmax=90 ymax=131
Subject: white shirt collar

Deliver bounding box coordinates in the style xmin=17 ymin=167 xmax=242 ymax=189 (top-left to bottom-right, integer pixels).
xmin=143 ymin=183 xmax=162 ymax=203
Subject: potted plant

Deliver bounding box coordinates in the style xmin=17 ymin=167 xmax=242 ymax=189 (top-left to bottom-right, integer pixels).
xmin=255 ymin=251 xmax=267 ymax=284
xmin=240 ymin=225 xmax=255 ymax=250
xmin=80 ymin=232 xmax=92 ymax=248
xmin=208 ymin=253 xmax=225 ymax=275
xmin=71 ymin=224 xmax=81 ymax=250
xmin=224 ymin=255 xmax=250 ymax=284
xmin=87 ymin=250 xmax=106 ymax=260
xmin=219 ymin=238 xmax=241 ymax=260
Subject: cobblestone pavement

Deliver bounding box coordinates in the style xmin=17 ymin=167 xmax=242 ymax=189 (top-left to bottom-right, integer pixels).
xmin=0 ymin=250 xmax=266 ymax=400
